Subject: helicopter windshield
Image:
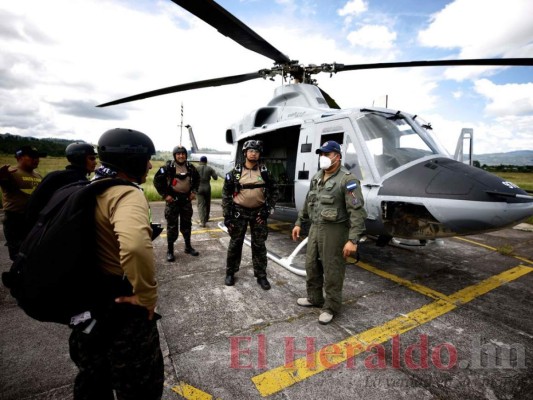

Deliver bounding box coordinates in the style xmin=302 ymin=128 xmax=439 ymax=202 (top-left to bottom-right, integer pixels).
xmin=357 ymin=111 xmax=446 ymax=177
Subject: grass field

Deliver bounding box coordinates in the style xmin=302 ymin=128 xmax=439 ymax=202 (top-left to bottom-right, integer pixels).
xmin=1 ymin=155 xmax=531 ymax=223
xmin=492 ymin=171 xmax=533 ymax=191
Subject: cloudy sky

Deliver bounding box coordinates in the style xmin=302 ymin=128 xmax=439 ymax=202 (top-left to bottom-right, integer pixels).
xmin=1 ymin=0 xmax=532 ymax=155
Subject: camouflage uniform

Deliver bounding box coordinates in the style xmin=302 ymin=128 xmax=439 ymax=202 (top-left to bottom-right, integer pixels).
xmin=196 ymin=161 xmax=218 ymax=225
xmin=69 ymin=305 xmax=163 ymax=400
xmin=154 ymin=160 xmax=200 ymax=251
xmin=222 ymin=164 xmax=278 ymax=279
xmin=295 ymin=166 xmax=366 ymax=315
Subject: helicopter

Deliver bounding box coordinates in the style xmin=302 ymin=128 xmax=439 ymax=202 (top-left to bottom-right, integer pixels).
xmin=98 ymin=0 xmax=533 ymax=259
xmin=185 ymin=124 xmax=231 ymax=177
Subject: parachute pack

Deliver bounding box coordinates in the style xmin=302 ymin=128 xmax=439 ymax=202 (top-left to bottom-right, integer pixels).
xmin=2 ymin=178 xmax=135 ymax=325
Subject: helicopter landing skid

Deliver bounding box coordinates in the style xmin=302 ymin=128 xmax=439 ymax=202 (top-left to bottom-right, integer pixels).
xmin=217 ymin=222 xmax=307 ymax=276
xmin=391 ymin=237 xmax=444 ymax=247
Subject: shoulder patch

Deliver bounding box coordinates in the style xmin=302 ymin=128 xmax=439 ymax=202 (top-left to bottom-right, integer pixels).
xmin=346 ymin=181 xmax=358 ymax=191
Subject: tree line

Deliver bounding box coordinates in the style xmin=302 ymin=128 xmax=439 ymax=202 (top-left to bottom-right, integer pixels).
xmin=0 ymin=133 xmax=78 ymax=157
xmin=0 ymin=133 xmax=171 ymax=160
xmin=474 ymin=161 xmax=533 ymax=172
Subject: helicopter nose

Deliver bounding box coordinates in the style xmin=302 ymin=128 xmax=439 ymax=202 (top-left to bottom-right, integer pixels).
xmin=378 ymin=158 xmax=533 ymax=235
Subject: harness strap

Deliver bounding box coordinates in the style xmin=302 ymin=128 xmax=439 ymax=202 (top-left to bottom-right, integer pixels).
xmin=239 ymin=183 xmax=266 ymax=190
xmin=232 ymin=163 xmax=269 ymax=195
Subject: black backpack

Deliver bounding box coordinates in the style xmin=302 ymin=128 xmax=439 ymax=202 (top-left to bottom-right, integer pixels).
xmin=2 ymin=178 xmax=135 ymax=325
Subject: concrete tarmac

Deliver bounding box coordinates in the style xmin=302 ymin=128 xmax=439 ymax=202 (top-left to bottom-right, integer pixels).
xmin=1 ymin=200 xmax=533 ymax=400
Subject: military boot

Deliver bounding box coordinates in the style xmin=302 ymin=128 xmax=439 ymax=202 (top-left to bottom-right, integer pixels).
xmin=225 ymin=274 xmax=235 ymax=286
xmin=166 ymin=242 xmax=175 ymax=262
xmin=184 ymin=237 xmax=199 ymax=256
xmin=257 ymin=277 xmax=271 ymax=290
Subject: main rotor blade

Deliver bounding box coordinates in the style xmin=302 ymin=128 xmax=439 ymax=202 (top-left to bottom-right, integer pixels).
xmin=337 ymin=58 xmax=533 ymax=72
xmin=171 ymin=0 xmax=290 ymax=65
xmin=97 ymin=72 xmax=261 ymax=107
xmin=318 ymin=87 xmax=340 ymax=109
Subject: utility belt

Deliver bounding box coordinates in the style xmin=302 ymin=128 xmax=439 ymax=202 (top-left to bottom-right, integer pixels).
xmin=232 ymin=204 xmax=263 ymax=219
xmin=169 ymin=191 xmax=190 ymax=201
xmin=235 ymin=182 xmax=266 ymax=191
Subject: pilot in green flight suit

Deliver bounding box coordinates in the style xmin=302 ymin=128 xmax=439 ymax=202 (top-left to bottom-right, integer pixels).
xmin=292 ymin=140 xmax=367 ymax=325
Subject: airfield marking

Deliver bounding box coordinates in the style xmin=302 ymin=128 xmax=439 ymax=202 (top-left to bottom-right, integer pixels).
xmin=354 ymin=261 xmax=451 ymax=301
xmin=453 ymin=236 xmax=533 ymax=265
xmin=171 ymin=381 xmax=220 ymax=400
xmin=251 ymin=264 xmax=533 ymax=397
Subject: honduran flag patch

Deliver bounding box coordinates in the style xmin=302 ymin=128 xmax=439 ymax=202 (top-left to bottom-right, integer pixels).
xmin=346 ymin=182 xmax=358 ymax=191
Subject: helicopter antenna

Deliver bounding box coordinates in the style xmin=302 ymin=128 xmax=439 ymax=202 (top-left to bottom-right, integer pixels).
xmin=179 ymin=102 xmax=184 ymax=145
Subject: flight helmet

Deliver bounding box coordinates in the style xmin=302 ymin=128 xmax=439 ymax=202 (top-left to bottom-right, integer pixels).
xmin=242 ymin=140 xmax=263 ymax=154
xmin=65 ymin=142 xmax=97 ymax=167
xmin=97 ymin=128 xmax=155 ymax=182
xmin=173 ymin=145 xmax=188 ymax=158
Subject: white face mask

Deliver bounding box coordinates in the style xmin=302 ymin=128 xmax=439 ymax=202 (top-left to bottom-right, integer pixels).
xmin=319 ymin=155 xmax=334 ymax=170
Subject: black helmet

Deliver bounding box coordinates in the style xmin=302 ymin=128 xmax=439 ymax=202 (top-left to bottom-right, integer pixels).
xmin=66 ymin=142 xmax=96 ymax=167
xmin=242 ymin=140 xmax=263 ymax=153
xmin=173 ymin=145 xmax=188 ymax=157
xmin=97 ymin=128 xmax=155 ymax=182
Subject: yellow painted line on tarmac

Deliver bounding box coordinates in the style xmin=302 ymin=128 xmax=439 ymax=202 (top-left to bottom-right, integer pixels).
xmin=448 ymin=264 xmax=532 ymax=303
xmin=159 ymin=228 xmax=224 ymax=237
xmin=192 ymin=228 xmax=224 ymax=234
xmin=355 ymin=261 xmax=451 ymax=301
xmin=453 ymin=236 xmax=533 ymax=265
xmin=453 ymin=236 xmax=499 ymax=251
xmin=251 ymin=265 xmax=533 ymax=397
xmin=171 ymin=381 xmax=221 ymax=400
xmin=512 ymin=255 xmax=533 ymax=265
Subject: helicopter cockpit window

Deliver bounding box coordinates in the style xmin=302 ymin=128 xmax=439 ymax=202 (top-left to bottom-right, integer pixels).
xmin=357 ymin=112 xmax=439 ymax=177
xmin=344 ymin=137 xmax=363 ymax=181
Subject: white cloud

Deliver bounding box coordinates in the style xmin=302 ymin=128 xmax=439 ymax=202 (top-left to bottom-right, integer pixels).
xmin=474 ymin=79 xmax=533 ymax=117
xmin=418 ymin=0 xmax=533 ymax=59
xmin=346 ymin=25 xmax=397 ymax=49
xmin=427 ymin=112 xmax=533 ymax=156
xmin=338 ymin=0 xmax=368 ymax=17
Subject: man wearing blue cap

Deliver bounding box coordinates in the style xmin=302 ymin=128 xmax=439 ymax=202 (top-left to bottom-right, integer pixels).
xmin=292 ymin=140 xmax=366 ymax=325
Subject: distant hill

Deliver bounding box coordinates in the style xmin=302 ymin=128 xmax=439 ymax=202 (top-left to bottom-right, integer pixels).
xmin=0 ymin=133 xmax=171 ymax=160
xmin=0 ymin=133 xmax=82 ymax=157
xmin=474 ymin=150 xmax=533 ymax=166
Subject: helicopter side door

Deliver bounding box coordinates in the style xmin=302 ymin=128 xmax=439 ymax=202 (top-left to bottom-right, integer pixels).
xmin=294 ymin=118 xmax=369 ymax=207
xmin=294 ymin=122 xmax=316 ymax=210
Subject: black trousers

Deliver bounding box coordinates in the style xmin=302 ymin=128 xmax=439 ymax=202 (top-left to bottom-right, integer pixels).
xmin=69 ymin=304 xmax=164 ymax=400
xmin=2 ymin=211 xmax=27 ymax=261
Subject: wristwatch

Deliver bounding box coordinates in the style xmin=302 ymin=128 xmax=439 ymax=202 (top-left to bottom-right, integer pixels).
xmin=350 ymin=238 xmax=359 ymax=245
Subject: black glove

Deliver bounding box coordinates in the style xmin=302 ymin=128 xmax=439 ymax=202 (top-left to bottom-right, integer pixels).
xmin=259 ymin=208 xmax=271 ymax=221
xmin=150 ymin=223 xmax=163 ymax=241
xmin=224 ymin=217 xmax=234 ymax=233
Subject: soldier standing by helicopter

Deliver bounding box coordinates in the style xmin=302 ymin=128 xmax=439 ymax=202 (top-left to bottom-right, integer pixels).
xmin=222 ymin=140 xmax=278 ymax=290
xmin=196 ymin=155 xmax=218 ymax=228
xmin=292 ymin=140 xmax=366 ymax=325
xmin=154 ymin=145 xmax=200 ymax=261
